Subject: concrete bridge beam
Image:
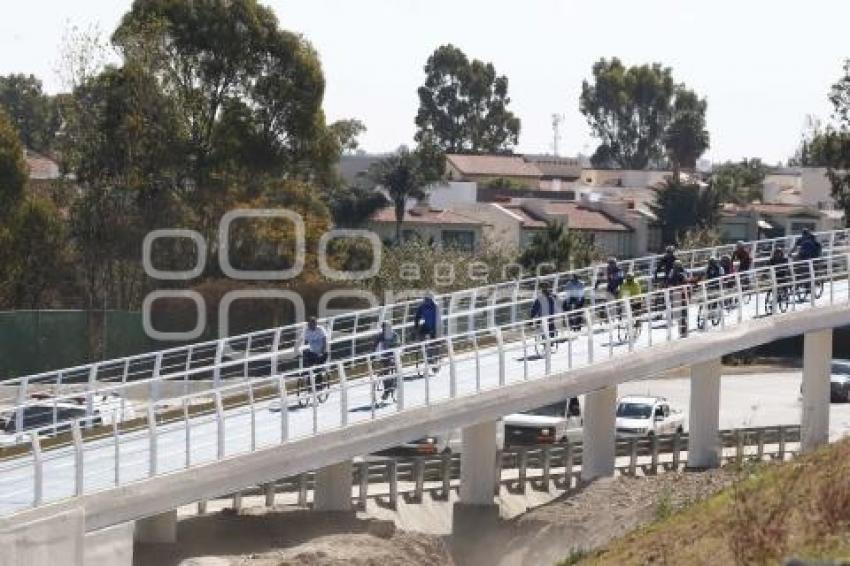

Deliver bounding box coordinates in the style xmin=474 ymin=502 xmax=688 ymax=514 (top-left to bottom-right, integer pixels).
xmin=313 ymin=460 xmax=353 ymax=511
xmin=581 ymin=385 xmax=617 ymax=481
xmin=802 ymin=329 xmax=832 ymax=453
xmin=688 ymin=358 xmax=721 ymax=469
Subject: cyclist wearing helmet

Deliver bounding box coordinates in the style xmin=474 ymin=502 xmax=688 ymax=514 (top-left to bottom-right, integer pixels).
xmin=563 ymin=274 xmax=586 ymax=331
xmin=666 ymin=260 xmax=690 ymax=337
xmin=600 ymin=257 xmax=624 ymax=299
xmin=794 ymin=228 xmax=822 ymax=261
xmin=656 ymin=245 xmax=677 ymax=282
xmin=705 ymin=257 xmax=724 ymax=281
xmin=531 ymin=282 xmax=559 ymax=339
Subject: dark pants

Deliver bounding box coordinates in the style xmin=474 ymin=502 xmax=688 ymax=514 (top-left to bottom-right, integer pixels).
xmin=564 ymin=297 xmax=584 ymax=330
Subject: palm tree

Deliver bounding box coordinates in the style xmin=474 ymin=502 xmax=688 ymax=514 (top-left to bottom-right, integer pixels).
xmin=369 ymin=147 xmax=443 ymax=244
xmin=519 ymin=220 xmax=595 ymax=272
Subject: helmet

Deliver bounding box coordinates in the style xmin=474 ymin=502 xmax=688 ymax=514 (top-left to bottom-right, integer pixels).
xmin=736 ymin=240 xmax=745 ymax=248
xmin=665 ymin=245 xmax=675 ymax=254
xmin=625 ymin=272 xmax=635 ymax=281
xmin=708 ymin=257 xmax=718 ymax=264
xmin=674 ymin=260 xmax=684 ymax=269
xmin=607 ymin=257 xmax=617 ymax=265
xmin=802 ymin=228 xmax=812 ymax=237
xmin=721 ymin=254 xmax=731 ymax=263
xmin=424 ymin=291 xmax=435 ymax=301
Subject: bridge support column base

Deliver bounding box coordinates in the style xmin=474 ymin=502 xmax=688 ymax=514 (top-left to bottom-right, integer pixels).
xmin=460 ymin=421 xmax=499 ymax=505
xmin=134 ymin=510 xmax=177 ymax=544
xmin=581 ymin=386 xmax=617 ymax=481
xmin=688 ymin=358 xmax=721 ymax=469
xmin=85 ymin=522 xmax=134 ymax=566
xmin=314 ymin=460 xmax=353 ymax=512
xmin=451 ymin=502 xmax=499 ymax=536
xmin=0 ymin=506 xmax=86 ymax=566
xmin=802 ymin=329 xmax=832 ymax=453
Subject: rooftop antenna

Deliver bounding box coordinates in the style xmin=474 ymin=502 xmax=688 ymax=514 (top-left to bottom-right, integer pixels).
xmin=552 ymin=113 xmax=565 ymax=157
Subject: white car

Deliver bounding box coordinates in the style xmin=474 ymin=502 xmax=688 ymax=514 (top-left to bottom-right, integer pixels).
xmin=615 ymin=396 xmax=683 ymax=438
xmin=0 ymin=393 xmax=136 ymax=446
xmin=501 ymin=397 xmax=583 ymax=447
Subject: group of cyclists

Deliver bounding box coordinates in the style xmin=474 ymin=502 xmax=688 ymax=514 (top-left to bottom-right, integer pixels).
xmin=297 ymin=230 xmax=825 ymax=407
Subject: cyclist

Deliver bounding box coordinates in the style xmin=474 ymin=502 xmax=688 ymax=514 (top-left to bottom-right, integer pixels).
xmin=703 ymin=257 xmax=725 ymax=311
xmin=794 ymin=228 xmax=822 ymax=261
xmin=768 ymin=246 xmax=791 ymax=296
xmin=414 ymin=291 xmax=442 ymax=372
xmin=732 ymin=241 xmax=753 ymax=293
xmin=619 ymin=273 xmax=643 ymax=334
xmin=531 ymin=282 xmax=559 ymax=340
xmin=373 ymin=321 xmax=399 ymax=401
xmin=655 ymin=246 xmax=677 ymax=283
xmin=302 ymin=317 xmax=329 ymax=387
xmin=563 ymin=274 xmax=585 ymax=331
xmin=666 ymin=260 xmax=691 ymax=337
xmin=599 ymin=257 xmax=624 ymax=300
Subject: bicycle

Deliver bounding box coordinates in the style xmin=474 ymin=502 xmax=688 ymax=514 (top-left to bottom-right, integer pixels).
xmin=414 ymin=331 xmax=442 ymax=377
xmin=614 ymin=301 xmax=642 ymax=343
xmin=533 ymin=320 xmax=560 ymax=357
xmin=793 ymin=262 xmax=824 ymax=302
xmin=764 ymin=286 xmax=790 ymax=315
xmin=295 ymin=364 xmax=330 ymax=408
xmin=371 ymin=354 xmax=397 ymax=406
xmin=696 ymin=284 xmax=723 ymax=330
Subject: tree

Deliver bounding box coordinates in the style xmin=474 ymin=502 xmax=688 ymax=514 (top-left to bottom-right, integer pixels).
xmin=415 ymin=44 xmax=520 ymax=154
xmin=664 ymin=90 xmax=709 ymax=181
xmin=580 ymin=58 xmax=708 ymax=171
xmin=324 ymin=184 xmax=388 ymax=228
xmin=369 ymin=147 xmax=443 ymax=243
xmin=651 ymin=180 xmax=720 ymax=246
xmin=0 ymin=109 xmax=27 ymax=218
xmin=711 ymin=159 xmax=767 ymax=204
xmin=329 ymin=119 xmax=366 ymax=154
xmin=112 ymin=0 xmax=336 ymax=238
xmin=519 ymin=221 xmax=598 ymax=272
xmin=0 ymin=74 xmax=58 ymax=153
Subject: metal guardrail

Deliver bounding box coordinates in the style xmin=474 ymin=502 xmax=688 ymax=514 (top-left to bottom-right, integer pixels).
xmin=207 ymin=425 xmax=801 ymax=512
xmin=5 ymin=230 xmax=848 ymax=401
xmin=0 ymin=250 xmax=842 ymax=515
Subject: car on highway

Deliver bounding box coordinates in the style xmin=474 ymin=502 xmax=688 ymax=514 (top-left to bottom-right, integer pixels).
xmin=0 ymin=393 xmax=136 ymax=446
xmin=502 ymin=397 xmax=582 ymax=447
xmin=615 ymin=395 xmax=683 ymax=438
xmin=799 ymin=359 xmax=850 ymax=403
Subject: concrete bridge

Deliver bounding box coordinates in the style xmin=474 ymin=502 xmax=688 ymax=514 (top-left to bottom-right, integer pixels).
xmin=0 ymin=231 xmax=848 ymax=565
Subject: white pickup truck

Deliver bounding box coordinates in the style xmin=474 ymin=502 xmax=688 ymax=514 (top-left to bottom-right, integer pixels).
xmin=615 ymin=395 xmax=684 ymax=438
xmin=501 ymin=397 xmax=583 ymax=447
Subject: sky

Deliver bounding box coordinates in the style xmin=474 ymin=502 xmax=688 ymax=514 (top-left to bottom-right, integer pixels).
xmin=1 ymin=0 xmax=848 ymax=165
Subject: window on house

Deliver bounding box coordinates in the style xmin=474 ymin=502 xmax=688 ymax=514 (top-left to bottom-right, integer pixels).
xmin=441 ymin=230 xmax=475 ymax=252
xmin=790 ymin=221 xmax=816 ymax=234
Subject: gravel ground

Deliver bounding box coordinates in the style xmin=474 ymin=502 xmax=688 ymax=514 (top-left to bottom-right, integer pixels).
xmin=460 ymin=468 xmax=736 ymax=566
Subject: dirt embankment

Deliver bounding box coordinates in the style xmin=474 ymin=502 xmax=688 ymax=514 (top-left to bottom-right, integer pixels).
xmin=134 ymin=508 xmax=452 ymax=566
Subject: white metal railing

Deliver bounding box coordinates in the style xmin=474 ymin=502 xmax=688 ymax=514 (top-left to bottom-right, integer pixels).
xmin=4 ymin=229 xmax=849 ymax=405
xmin=0 ymin=252 xmax=847 ymax=515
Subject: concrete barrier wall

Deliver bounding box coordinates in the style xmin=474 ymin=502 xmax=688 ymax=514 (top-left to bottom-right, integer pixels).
xmin=0 ymin=506 xmax=85 ymax=566
xmin=84 ymin=522 xmax=134 ymax=566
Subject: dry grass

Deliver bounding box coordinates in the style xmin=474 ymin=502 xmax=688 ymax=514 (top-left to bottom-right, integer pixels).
xmin=572 ymin=438 xmax=850 ymax=565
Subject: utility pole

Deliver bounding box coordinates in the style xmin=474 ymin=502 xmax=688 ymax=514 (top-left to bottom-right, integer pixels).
xmin=551 ymin=113 xmax=564 ymax=157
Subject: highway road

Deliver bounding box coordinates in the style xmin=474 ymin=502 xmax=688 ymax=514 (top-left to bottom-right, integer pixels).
xmin=0 ymin=279 xmax=845 ymax=516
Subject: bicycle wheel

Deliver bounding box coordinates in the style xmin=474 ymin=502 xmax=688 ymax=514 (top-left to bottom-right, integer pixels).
xmin=814 ymin=280 xmax=824 ymax=299
xmin=696 ymin=305 xmax=707 ymax=330
xmin=315 ymin=372 xmax=330 ymax=404
xmin=778 ymin=289 xmax=789 ymax=313
xmin=296 ymin=376 xmax=310 ymax=408
xmin=709 ymin=303 xmax=722 ymax=327
xmin=616 ymin=320 xmax=629 ymax=343
xmin=794 ymin=283 xmax=809 ymax=303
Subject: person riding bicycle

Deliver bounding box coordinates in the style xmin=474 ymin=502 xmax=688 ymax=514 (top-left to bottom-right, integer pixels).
xmin=768 ymin=247 xmax=791 ymax=288
xmin=732 ymin=241 xmax=752 ymax=272
xmin=655 ymin=246 xmax=677 ymax=283
xmin=531 ymin=282 xmax=559 ymax=339
xmin=719 ymin=255 xmax=734 ymax=277
xmin=563 ymin=274 xmax=585 ymax=331
xmin=373 ymin=321 xmax=399 ymax=401
xmin=414 ymin=292 xmax=440 ymax=339
xmin=302 ymin=317 xmax=329 ymax=386
xmin=600 ymin=257 xmax=624 ymax=299
xmin=619 ymin=273 xmax=643 ymax=331
xmin=414 ymin=292 xmax=442 ymax=371
xmin=666 ymin=261 xmax=691 ymax=337
xmin=794 ymin=228 xmax=822 ymax=261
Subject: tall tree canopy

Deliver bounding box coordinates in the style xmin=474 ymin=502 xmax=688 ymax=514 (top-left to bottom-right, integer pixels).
xmin=0 ymin=74 xmax=58 ymax=153
xmin=711 ymin=158 xmax=767 ymax=204
xmin=651 ymin=180 xmax=720 ymax=246
xmin=580 ymin=58 xmax=708 ymax=170
xmin=822 ymin=60 xmax=850 ymax=223
xmin=112 ymin=0 xmax=336 ymax=229
xmin=415 ymin=44 xmax=520 ymax=154
xmin=0 ymin=109 xmax=27 ymax=216
xmin=369 ymin=147 xmax=444 ymax=243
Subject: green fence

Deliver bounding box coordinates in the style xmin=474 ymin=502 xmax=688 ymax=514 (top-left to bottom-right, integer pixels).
xmin=0 ymin=310 xmax=158 ymax=380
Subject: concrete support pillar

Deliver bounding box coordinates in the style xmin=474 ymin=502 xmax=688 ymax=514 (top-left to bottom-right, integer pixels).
xmin=581 ymin=386 xmax=617 ymax=481
xmin=0 ymin=506 xmax=85 ymax=566
xmin=802 ymin=329 xmax=832 ymax=453
xmin=134 ymin=510 xmax=177 ymax=544
xmin=688 ymin=358 xmax=721 ymax=469
xmin=84 ymin=523 xmax=134 ymax=566
xmin=459 ymin=420 xmax=499 ymax=505
xmin=313 ymin=460 xmax=353 ymax=511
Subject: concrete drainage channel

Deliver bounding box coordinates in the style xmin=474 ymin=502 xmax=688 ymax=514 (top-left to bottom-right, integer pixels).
xmin=193 ymin=424 xmax=800 ymax=514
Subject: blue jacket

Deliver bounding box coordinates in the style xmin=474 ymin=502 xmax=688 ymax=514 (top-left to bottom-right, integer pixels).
xmin=415 ymin=298 xmax=439 ymax=332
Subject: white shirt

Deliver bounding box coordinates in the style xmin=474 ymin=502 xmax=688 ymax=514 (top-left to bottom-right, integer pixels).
xmin=303 ymin=326 xmax=328 ymax=354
